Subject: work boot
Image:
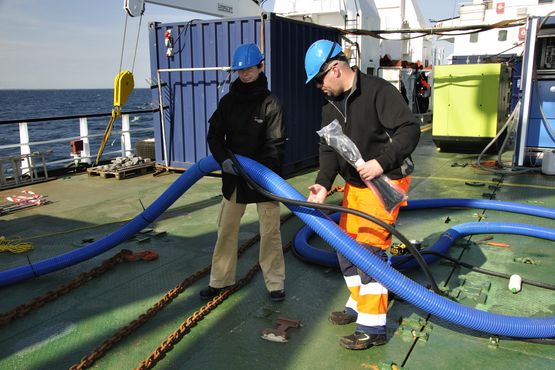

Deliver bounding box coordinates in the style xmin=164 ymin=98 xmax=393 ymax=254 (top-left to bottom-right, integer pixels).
xmin=328 ymin=310 xmax=357 ymax=325
xmin=199 ymin=285 xmax=231 ymax=301
xmin=339 ymin=332 xmax=387 ymax=350
xmin=269 ymin=289 xmax=286 ymax=302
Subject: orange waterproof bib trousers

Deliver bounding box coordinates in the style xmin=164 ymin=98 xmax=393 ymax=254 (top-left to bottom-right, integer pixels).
xmin=338 ymin=177 xmax=410 ymax=334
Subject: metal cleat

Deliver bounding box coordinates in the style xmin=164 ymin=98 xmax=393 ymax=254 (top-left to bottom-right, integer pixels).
xmin=488 ymin=336 xmax=500 ymax=349
xmin=514 ymin=256 xmax=538 ymax=265
xmin=134 ymin=228 xmax=166 ymax=242
xmin=261 ymin=317 xmax=301 ymax=343
xmin=397 ymin=316 xmax=432 ymax=343
xmin=451 ymin=277 xmax=491 ymax=304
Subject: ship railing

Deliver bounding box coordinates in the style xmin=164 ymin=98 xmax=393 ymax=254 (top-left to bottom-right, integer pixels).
xmin=0 ymin=108 xmax=157 ymax=184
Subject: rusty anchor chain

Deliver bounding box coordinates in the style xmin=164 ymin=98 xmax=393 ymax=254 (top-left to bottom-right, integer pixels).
xmin=63 ymin=187 xmax=338 ymax=369
xmin=135 ymin=241 xmax=293 ymax=370
xmin=0 ymin=249 xmax=158 ymax=327
xmin=69 ymin=187 xmax=342 ymax=369
xmin=70 ymin=213 xmax=295 ymax=370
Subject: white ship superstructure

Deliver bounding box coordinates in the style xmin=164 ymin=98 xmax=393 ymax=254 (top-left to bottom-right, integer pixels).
xmin=374 ymin=0 xmax=433 ymax=67
xmin=436 ymin=0 xmax=555 ymax=59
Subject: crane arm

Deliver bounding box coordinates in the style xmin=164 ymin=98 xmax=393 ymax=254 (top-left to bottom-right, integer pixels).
xmin=143 ymin=0 xmax=263 ymax=18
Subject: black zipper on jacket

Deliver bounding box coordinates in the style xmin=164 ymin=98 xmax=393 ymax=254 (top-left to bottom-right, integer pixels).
xmin=326 ymin=69 xmax=358 ymax=127
xmin=327 ymin=87 xmax=355 ymax=126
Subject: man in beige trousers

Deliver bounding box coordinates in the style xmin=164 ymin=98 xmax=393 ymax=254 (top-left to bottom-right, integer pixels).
xmin=201 ymin=43 xmax=287 ymax=302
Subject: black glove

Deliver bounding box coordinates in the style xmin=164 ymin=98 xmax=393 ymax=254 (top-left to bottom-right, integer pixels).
xmin=222 ymin=158 xmax=238 ymax=175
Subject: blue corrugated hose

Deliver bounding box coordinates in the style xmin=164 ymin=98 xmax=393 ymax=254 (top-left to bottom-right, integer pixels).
xmin=230 ymin=155 xmax=555 ymax=339
xmin=1 ymin=155 xmax=554 ymax=339
xmin=294 ymin=200 xmax=555 ymax=269
xmin=0 ymin=160 xmax=208 ymax=287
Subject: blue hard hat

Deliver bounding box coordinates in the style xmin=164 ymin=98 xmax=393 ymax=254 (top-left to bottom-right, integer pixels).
xmin=304 ymin=40 xmax=343 ymax=83
xmin=232 ymin=43 xmax=264 ymax=71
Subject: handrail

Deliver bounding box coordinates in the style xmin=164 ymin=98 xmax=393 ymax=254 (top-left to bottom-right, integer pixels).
xmin=0 ymin=108 xmax=162 ymax=173
xmin=0 ymin=108 xmax=161 ymax=125
xmin=0 ymin=127 xmax=153 ymax=151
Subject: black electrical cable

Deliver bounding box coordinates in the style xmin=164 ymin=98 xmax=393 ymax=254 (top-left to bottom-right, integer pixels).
xmin=393 ymin=250 xmax=555 ymax=345
xmin=511 ymin=337 xmax=555 ymax=345
xmin=226 ymin=152 xmax=441 ymax=294
xmin=225 ymin=154 xmax=555 ymax=344
xmin=393 ymin=250 xmax=555 ymax=291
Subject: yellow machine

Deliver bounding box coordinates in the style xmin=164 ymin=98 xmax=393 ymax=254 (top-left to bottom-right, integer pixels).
xmin=432 ymin=63 xmax=511 ymax=153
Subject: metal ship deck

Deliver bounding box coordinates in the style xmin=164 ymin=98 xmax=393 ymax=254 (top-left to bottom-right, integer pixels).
xmin=1 ymin=128 xmax=554 ymax=369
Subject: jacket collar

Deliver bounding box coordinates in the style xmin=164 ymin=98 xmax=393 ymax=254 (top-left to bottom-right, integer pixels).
xmin=230 ymin=73 xmax=269 ymax=102
xmin=325 ymin=66 xmax=360 ymax=104
xmin=348 ymin=66 xmax=360 ymax=97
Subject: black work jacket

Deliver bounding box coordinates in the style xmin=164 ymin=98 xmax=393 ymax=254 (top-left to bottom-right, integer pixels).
xmin=316 ymin=69 xmax=421 ymax=190
xmin=207 ymin=73 xmax=286 ymax=203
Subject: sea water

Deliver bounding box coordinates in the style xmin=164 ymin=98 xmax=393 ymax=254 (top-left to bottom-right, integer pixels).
xmin=0 ymin=89 xmax=156 ymax=168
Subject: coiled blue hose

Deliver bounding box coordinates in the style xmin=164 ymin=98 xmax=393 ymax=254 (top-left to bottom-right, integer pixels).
xmin=396 ymin=221 xmax=555 ymax=270
xmin=1 ymin=155 xmax=554 ymax=338
xmin=294 ymin=199 xmax=555 ymax=269
xmin=230 ymin=155 xmax=555 ymax=339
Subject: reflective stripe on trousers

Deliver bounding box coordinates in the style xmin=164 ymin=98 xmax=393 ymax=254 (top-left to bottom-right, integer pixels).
xmin=338 ymin=178 xmax=410 ymax=333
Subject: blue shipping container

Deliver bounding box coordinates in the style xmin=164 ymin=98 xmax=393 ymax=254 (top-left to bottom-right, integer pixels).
xmin=148 ymin=13 xmax=340 ymax=177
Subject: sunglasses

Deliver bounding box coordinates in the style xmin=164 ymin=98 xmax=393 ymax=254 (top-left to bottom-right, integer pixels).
xmin=314 ymin=62 xmax=337 ymax=85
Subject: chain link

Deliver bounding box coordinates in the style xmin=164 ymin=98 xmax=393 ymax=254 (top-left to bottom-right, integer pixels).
xmin=6 ymin=188 xmax=338 ymax=369
xmin=70 ymin=213 xmax=294 ymax=370
xmin=136 ymin=241 xmax=293 ymax=370
xmin=68 ymin=188 xmax=343 ymax=369
xmin=0 ymin=249 xmax=157 ymax=326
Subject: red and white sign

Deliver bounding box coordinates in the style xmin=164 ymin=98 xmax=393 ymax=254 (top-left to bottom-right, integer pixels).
xmin=496 ymin=2 xmax=505 ymax=14
xmin=518 ymin=26 xmax=526 ymax=40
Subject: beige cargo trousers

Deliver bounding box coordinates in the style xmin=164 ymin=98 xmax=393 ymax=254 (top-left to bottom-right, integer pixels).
xmin=209 ymin=190 xmax=285 ymax=292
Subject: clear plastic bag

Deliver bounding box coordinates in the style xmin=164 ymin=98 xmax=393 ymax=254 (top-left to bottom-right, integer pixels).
xmin=317 ymin=119 xmax=407 ymax=213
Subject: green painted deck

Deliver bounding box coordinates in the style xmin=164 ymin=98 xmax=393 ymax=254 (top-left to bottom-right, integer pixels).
xmin=1 ymin=129 xmax=554 ymax=369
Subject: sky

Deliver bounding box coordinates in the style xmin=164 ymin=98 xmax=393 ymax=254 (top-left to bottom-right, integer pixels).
xmin=0 ymin=0 xmax=461 ymax=90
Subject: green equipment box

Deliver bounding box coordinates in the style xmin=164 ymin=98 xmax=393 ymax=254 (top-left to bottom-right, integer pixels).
xmin=432 ymin=63 xmax=511 ymax=152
